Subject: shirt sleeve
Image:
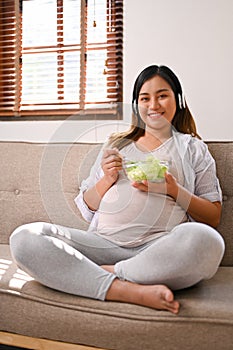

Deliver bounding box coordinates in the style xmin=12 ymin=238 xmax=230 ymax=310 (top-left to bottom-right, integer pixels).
xmin=74 ymin=143 xmax=106 ymax=223
xmin=188 ymin=139 xmax=222 ymax=203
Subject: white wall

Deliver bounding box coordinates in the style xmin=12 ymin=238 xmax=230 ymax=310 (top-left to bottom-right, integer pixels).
xmin=1 ymin=0 xmax=232 ymax=142
xmin=124 ymin=0 xmax=233 ymax=140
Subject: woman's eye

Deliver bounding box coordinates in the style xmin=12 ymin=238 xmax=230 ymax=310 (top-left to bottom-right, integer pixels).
xmin=158 ymin=94 xmax=167 ymax=99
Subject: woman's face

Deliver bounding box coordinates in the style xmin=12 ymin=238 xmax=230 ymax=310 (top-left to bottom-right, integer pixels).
xmin=137 ymin=75 xmax=177 ymax=132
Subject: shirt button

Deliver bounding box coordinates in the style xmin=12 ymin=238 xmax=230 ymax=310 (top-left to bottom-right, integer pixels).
xmin=14 ymin=189 xmax=20 ymax=195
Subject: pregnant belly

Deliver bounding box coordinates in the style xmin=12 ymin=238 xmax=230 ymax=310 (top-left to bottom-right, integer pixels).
xmin=97 ymin=178 xmax=187 ymax=236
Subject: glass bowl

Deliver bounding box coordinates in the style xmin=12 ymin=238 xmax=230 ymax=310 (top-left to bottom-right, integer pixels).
xmin=123 ymin=157 xmax=169 ymax=183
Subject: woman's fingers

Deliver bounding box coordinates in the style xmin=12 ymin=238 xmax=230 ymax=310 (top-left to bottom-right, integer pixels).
xmin=102 ymin=148 xmax=122 ymax=169
xmin=132 ymin=180 xmax=167 ymax=194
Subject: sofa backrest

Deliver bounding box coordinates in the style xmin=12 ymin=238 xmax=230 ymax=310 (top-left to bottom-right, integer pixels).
xmin=0 ymin=142 xmax=101 ymax=243
xmin=205 ymin=142 xmax=233 ymax=266
xmin=0 ymin=141 xmax=232 ymax=266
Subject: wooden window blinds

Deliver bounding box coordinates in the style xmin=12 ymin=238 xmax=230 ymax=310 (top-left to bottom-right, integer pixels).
xmin=0 ymin=0 xmax=123 ymax=119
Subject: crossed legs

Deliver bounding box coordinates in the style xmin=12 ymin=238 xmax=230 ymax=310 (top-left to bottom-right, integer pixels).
xmin=10 ymin=222 xmax=224 ymax=314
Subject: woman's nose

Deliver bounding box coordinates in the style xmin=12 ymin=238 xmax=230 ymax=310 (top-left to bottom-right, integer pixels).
xmin=149 ymin=98 xmax=160 ymax=110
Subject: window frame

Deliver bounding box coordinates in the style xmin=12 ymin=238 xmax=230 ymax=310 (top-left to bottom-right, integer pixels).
xmin=0 ymin=0 xmax=123 ymax=120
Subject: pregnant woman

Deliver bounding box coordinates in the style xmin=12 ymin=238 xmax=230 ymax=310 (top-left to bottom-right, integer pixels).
xmin=10 ymin=64 xmax=225 ymax=314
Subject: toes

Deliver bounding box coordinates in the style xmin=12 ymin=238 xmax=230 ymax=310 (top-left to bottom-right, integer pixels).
xmin=166 ymin=301 xmax=180 ymax=314
xmin=164 ymin=289 xmax=174 ymax=303
xmin=161 ymin=288 xmax=179 ymax=314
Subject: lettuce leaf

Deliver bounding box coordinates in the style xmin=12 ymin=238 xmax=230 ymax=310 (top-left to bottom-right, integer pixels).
xmin=125 ymin=156 xmax=168 ymax=182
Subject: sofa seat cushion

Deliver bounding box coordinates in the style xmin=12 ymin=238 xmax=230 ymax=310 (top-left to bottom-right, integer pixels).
xmin=1 ymin=244 xmax=233 ymax=350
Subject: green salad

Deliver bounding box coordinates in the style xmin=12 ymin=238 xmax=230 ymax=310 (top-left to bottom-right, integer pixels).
xmin=125 ymin=156 xmax=168 ymax=182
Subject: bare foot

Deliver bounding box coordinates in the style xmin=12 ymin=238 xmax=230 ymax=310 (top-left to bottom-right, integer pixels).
xmin=105 ymin=278 xmax=180 ymax=314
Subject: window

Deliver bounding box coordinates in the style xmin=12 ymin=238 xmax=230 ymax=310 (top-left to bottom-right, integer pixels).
xmin=0 ymin=0 xmax=123 ymax=119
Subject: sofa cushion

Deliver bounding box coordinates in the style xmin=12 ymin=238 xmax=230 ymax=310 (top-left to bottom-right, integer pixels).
xmin=0 ymin=244 xmax=233 ymax=350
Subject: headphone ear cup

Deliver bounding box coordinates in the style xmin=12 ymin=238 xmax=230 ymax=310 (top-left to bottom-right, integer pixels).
xmin=132 ymin=100 xmax=137 ymax=114
xmin=182 ymin=95 xmax=186 ymax=108
xmin=178 ymin=94 xmax=182 ymax=109
xmin=178 ymin=93 xmax=186 ymax=109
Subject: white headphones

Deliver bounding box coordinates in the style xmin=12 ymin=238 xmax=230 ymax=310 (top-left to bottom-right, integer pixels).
xmin=178 ymin=93 xmax=186 ymax=109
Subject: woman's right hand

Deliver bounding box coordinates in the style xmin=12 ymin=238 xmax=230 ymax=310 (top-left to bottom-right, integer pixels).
xmin=83 ymin=148 xmax=122 ymax=211
xmin=101 ymin=148 xmax=123 ymax=185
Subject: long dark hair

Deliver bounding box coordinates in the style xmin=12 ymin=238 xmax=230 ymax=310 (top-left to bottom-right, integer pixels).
xmin=108 ymin=65 xmax=201 ymax=150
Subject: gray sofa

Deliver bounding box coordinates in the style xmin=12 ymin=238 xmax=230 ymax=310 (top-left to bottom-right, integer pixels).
xmin=0 ymin=140 xmax=233 ymax=350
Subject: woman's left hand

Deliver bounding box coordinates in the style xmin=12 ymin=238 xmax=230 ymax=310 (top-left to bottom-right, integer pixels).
xmin=132 ymin=172 xmax=178 ymax=199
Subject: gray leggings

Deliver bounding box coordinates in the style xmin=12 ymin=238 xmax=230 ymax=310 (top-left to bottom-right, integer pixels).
xmin=10 ymin=222 xmax=225 ymax=301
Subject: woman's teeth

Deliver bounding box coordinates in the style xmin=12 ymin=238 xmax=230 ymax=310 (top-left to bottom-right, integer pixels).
xmin=148 ymin=113 xmax=163 ymax=118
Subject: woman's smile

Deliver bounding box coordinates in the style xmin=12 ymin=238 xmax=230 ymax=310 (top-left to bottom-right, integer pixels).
xmin=147 ymin=112 xmax=164 ymax=119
